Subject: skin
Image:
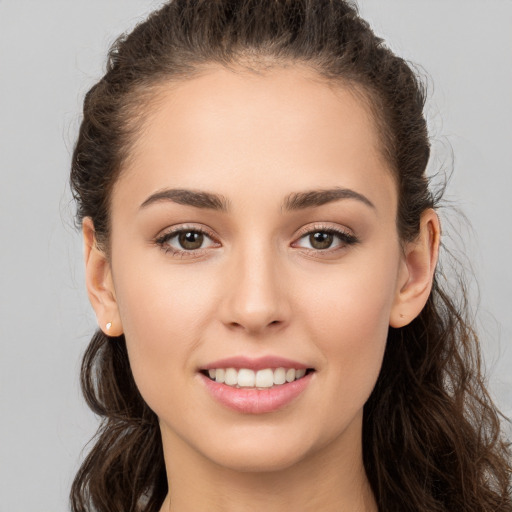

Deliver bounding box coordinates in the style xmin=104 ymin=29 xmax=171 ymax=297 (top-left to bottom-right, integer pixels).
xmin=84 ymin=65 xmax=440 ymax=512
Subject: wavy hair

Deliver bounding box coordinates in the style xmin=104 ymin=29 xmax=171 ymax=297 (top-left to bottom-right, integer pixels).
xmin=70 ymin=1 xmax=511 ymax=510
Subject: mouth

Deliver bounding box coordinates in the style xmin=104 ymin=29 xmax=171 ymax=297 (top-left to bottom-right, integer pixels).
xmin=199 ymin=367 xmax=315 ymax=389
xmin=198 ymin=356 xmax=316 ymax=413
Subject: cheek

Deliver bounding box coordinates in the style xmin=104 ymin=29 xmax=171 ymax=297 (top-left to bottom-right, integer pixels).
xmin=300 ymin=244 xmax=399 ymax=336
xmin=306 ymin=287 xmax=390 ymax=376
xmin=116 ymin=253 xmax=213 ymax=339
xmin=112 ymin=260 xmax=215 ymax=408
xmin=297 ymin=251 xmax=400 ymax=401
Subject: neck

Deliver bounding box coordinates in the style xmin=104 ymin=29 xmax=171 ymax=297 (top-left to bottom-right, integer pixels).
xmin=159 ymin=415 xmax=378 ymax=512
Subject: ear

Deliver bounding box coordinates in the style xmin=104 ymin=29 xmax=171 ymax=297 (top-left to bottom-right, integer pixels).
xmin=83 ymin=217 xmax=123 ymax=336
xmin=389 ymin=209 xmax=441 ymax=328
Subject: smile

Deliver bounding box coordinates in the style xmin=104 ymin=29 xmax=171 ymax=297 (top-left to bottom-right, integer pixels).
xmin=199 ymin=361 xmax=315 ymax=414
xmin=202 ymin=367 xmax=309 ymax=389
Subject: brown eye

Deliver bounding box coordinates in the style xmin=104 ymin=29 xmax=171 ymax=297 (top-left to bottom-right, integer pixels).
xmin=293 ymin=226 xmax=359 ymax=253
xmin=309 ymin=232 xmax=334 ymax=250
xmin=156 ymin=227 xmax=218 ymax=255
xmin=178 ymin=231 xmax=204 ymax=250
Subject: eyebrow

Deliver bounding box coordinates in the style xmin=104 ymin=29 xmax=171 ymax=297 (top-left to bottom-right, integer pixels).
xmin=140 ymin=188 xmax=231 ymax=211
xmin=283 ymin=187 xmax=375 ymax=211
xmin=139 ymin=186 xmax=375 ymax=212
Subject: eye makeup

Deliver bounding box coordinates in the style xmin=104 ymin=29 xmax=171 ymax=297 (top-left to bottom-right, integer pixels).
xmin=154 ymin=222 xmax=359 ymax=259
xmin=292 ymin=223 xmax=359 ymax=254
xmin=154 ymin=224 xmax=220 ymax=258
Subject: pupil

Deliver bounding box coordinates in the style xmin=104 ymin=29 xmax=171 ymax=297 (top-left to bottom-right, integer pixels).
xmin=179 ymin=231 xmax=203 ymax=250
xmin=310 ymin=232 xmax=333 ymax=250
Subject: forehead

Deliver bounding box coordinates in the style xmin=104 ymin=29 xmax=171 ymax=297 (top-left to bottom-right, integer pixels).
xmin=114 ymin=65 xmax=396 ymax=216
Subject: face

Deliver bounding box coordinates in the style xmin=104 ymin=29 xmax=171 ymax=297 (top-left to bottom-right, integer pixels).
xmin=103 ymin=66 xmax=408 ymax=473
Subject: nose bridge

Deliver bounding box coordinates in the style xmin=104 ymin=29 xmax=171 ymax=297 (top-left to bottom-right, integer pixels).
xmin=221 ymin=236 xmax=289 ymax=334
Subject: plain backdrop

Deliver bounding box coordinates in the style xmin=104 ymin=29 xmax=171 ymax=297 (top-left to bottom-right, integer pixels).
xmin=0 ymin=1 xmax=511 ymax=510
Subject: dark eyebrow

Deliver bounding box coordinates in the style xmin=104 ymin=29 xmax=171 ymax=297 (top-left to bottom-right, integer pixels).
xmin=140 ymin=188 xmax=230 ymax=212
xmin=139 ymin=186 xmax=375 ymax=213
xmin=283 ymin=187 xmax=375 ymax=212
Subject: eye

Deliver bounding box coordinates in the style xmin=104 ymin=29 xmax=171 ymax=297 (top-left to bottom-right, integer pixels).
xmin=155 ymin=226 xmax=219 ymax=256
xmin=174 ymin=230 xmax=207 ymax=250
xmin=303 ymin=231 xmax=337 ymax=250
xmin=293 ymin=226 xmax=359 ymax=252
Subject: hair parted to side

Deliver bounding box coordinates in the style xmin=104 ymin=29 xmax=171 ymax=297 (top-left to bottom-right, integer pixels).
xmin=70 ymin=1 xmax=512 ymax=511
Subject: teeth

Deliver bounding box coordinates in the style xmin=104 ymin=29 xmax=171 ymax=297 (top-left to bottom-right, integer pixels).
xmin=205 ymin=367 xmax=309 ymax=388
xmin=224 ymin=368 xmax=238 ymax=386
xmin=238 ymin=369 xmax=255 ymax=387
xmin=255 ymin=369 xmax=274 ymax=388
xmin=273 ymin=367 xmax=286 ymax=385
xmin=215 ymin=368 xmax=225 ymax=383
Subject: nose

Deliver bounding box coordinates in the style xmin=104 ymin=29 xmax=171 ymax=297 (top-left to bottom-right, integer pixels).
xmin=218 ymin=243 xmax=290 ymax=336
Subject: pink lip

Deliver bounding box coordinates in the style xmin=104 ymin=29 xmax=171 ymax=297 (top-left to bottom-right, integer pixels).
xmin=201 ymin=355 xmax=309 ymax=371
xmin=199 ymin=371 xmax=313 ymax=414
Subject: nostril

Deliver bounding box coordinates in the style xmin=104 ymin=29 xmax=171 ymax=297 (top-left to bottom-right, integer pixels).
xmin=225 ymin=317 xmax=285 ymax=334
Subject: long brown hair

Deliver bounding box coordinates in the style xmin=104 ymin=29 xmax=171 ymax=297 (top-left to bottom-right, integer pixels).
xmin=70 ymin=1 xmax=511 ymax=510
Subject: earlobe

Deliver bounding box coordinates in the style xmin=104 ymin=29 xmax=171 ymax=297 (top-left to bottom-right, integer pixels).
xmin=389 ymin=209 xmax=440 ymax=328
xmin=83 ymin=217 xmax=123 ymax=336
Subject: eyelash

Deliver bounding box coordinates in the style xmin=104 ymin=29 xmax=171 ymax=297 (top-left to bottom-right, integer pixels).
xmin=155 ymin=225 xmax=220 ymax=258
xmin=293 ymin=224 xmax=359 ymax=253
xmin=154 ymin=224 xmax=359 ymax=258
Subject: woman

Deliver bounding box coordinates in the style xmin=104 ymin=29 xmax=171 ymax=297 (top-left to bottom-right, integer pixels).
xmin=70 ymin=1 xmax=511 ymax=511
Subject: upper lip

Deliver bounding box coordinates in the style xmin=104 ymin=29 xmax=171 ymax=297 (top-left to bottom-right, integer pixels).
xmin=201 ymin=355 xmax=311 ymax=371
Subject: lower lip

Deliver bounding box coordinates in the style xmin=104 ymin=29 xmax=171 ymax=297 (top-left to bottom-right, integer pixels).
xmin=199 ymin=372 xmax=313 ymax=414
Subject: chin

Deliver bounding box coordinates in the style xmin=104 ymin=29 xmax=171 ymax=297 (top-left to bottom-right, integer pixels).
xmin=192 ymin=424 xmax=335 ymax=474
xmin=209 ymin=444 xmax=311 ymax=473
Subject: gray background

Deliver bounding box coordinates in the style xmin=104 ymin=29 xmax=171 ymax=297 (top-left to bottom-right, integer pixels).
xmin=0 ymin=1 xmax=510 ymax=510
